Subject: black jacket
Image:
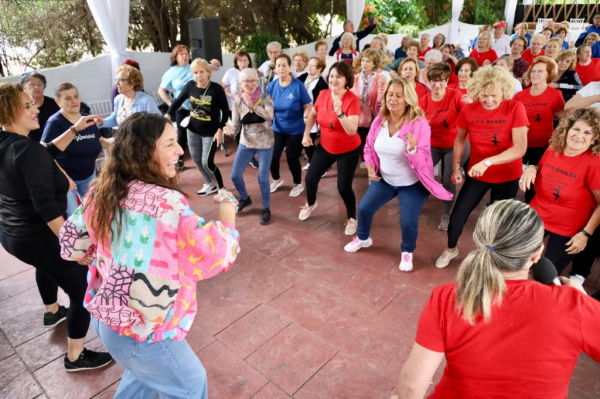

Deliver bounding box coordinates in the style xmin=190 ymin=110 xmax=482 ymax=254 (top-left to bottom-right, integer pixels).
xmin=328 ymin=24 xmax=377 ymax=56
xmin=297 ymin=73 xmax=329 ymax=104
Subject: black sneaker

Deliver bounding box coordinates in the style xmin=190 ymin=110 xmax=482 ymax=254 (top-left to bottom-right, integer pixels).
xmin=260 ymin=208 xmax=271 ymax=225
xmin=44 ymin=305 xmax=68 ymax=328
xmin=237 ymin=196 xmax=252 ymax=212
xmin=249 ymin=158 xmax=259 ymax=169
xmin=64 ymin=348 xmax=113 ymax=372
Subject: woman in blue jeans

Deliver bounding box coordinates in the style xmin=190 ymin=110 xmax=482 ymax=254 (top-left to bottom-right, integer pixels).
xmin=224 ymin=68 xmax=275 ymax=225
xmin=41 ymin=82 xmax=110 ymax=215
xmin=344 ymin=78 xmax=452 ymax=272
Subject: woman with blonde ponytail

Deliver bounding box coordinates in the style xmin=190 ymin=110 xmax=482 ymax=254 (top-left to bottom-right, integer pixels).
xmin=396 ymin=200 xmax=600 ymax=399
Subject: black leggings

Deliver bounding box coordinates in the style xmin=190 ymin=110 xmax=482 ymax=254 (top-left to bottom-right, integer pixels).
xmin=305 ymin=132 xmax=319 ymax=162
xmin=357 ymin=127 xmax=370 ymax=161
xmin=306 ymin=144 xmax=360 ymax=219
xmin=544 ymin=231 xmax=576 ymax=275
xmin=175 ymin=108 xmax=190 ymax=160
xmin=448 ymin=176 xmax=519 ymax=249
xmin=0 ymin=230 xmax=90 ymax=339
xmin=270 ymin=131 xmax=304 ymax=185
xmin=523 ymin=146 xmax=547 ymax=204
xmin=571 ymin=228 xmax=600 ymax=278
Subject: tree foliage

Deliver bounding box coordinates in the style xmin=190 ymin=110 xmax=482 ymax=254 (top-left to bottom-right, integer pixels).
xmin=0 ymin=0 xmax=104 ymax=76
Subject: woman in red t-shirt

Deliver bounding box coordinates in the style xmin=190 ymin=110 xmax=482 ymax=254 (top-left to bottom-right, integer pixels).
xmin=448 ymin=57 xmax=478 ymax=103
xmin=300 ymin=62 xmax=361 ymax=235
xmin=469 ymin=31 xmax=498 ymax=67
xmin=513 ymin=56 xmax=566 ymax=203
xmin=521 ymin=33 xmax=546 ymax=68
xmin=397 ymin=200 xmax=600 ymax=399
xmin=520 ymin=108 xmax=600 ymax=276
xmin=419 ymin=63 xmax=464 ymax=230
xmin=399 ymin=57 xmax=429 ymax=99
xmin=574 ymin=44 xmax=600 ymax=86
xmin=435 ymin=66 xmax=528 ymax=268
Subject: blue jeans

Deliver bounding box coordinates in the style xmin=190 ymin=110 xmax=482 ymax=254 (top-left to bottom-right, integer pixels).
xmin=231 ymin=144 xmax=274 ymax=209
xmin=357 ymin=179 xmax=430 ymax=253
xmin=91 ymin=318 xmax=208 ymax=399
xmin=66 ymin=171 xmax=96 ymax=215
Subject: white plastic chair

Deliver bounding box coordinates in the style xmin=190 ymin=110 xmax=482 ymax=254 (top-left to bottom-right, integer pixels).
xmin=88 ymin=100 xmax=113 ymax=118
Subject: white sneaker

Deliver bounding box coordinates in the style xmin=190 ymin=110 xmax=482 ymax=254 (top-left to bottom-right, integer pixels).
xmin=399 ymin=252 xmax=413 ymax=272
xmin=359 ymin=162 xmax=366 ymax=169
xmin=345 ymin=218 xmax=358 ymax=236
xmin=322 ymin=169 xmax=329 ymax=177
xmin=289 ymin=184 xmax=304 ymax=197
xmin=570 ymin=274 xmax=586 ymax=285
xmin=344 ymin=237 xmax=373 ymax=253
xmin=435 ymin=248 xmax=459 ymax=269
xmin=270 ymin=179 xmax=284 ymax=193
xmin=434 ymin=163 xmax=439 ymax=177
xmin=197 ymin=182 xmax=217 ymax=196
xmin=302 ymin=163 xmax=310 ymax=171
xmin=299 ymin=202 xmax=318 ymax=220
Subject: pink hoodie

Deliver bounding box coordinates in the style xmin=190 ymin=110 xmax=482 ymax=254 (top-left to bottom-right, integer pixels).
xmin=363 ymin=115 xmax=453 ymax=201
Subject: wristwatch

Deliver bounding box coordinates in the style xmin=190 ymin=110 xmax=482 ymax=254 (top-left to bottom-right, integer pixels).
xmin=483 ymin=159 xmax=492 ymax=167
xmin=337 ymin=111 xmax=345 ymax=119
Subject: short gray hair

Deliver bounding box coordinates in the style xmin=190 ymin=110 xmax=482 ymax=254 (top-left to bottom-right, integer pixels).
xmin=266 ymin=42 xmax=282 ymax=52
xmin=239 ymin=68 xmax=258 ymax=82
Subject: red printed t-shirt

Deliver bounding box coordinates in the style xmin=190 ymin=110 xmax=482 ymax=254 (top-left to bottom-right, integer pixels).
xmin=417 ymin=46 xmax=431 ymax=62
xmin=419 ymin=88 xmax=464 ymax=148
xmin=416 ymin=280 xmax=600 ymax=399
xmin=531 ymin=148 xmax=600 ymax=236
xmin=448 ymin=82 xmax=467 ymax=96
xmin=468 ymin=49 xmax=498 ymax=66
xmin=521 ymin=48 xmax=545 ymax=66
xmin=456 ymin=99 xmax=529 ymax=183
xmin=315 ymin=89 xmax=361 ymax=154
xmin=513 ymin=86 xmax=565 ymax=148
xmin=575 ymin=58 xmax=600 ymax=86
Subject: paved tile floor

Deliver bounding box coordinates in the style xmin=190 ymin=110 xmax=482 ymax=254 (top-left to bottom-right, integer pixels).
xmin=1 ymin=141 xmax=599 ymax=399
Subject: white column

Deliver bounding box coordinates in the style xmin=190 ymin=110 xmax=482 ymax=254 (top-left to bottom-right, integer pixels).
xmin=449 ymin=0 xmax=465 ymax=44
xmin=347 ymin=0 xmax=367 ymax=29
xmin=504 ymin=0 xmax=519 ymax=34
xmin=86 ymin=0 xmax=130 ymax=78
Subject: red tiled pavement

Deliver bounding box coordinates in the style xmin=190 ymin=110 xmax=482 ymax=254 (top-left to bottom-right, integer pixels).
xmin=1 ymin=142 xmax=599 ymax=398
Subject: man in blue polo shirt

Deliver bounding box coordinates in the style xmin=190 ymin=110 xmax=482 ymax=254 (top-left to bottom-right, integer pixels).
xmin=575 ymin=12 xmax=600 ymax=46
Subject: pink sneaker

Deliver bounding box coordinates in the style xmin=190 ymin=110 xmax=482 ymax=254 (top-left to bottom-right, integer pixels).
xmin=399 ymin=252 xmax=413 ymax=272
xmin=344 ymin=237 xmax=373 ymax=253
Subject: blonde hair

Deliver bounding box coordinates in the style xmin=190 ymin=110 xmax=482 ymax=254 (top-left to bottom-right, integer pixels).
xmin=380 ymin=77 xmax=424 ymax=123
xmin=266 ymin=41 xmax=282 ymax=52
xmin=360 ymin=48 xmax=382 ymax=70
xmin=190 ymin=58 xmax=211 ymax=76
xmin=550 ymin=108 xmax=600 ymax=155
xmin=585 ymin=32 xmax=600 ymax=44
xmin=556 ymin=50 xmax=577 ymax=71
xmin=530 ymin=33 xmax=548 ymax=46
xmin=341 ymin=32 xmax=357 ymax=50
xmin=378 ymin=33 xmax=389 ymax=45
xmin=116 ymin=65 xmax=144 ymax=91
xmin=477 ymin=31 xmax=494 ymax=51
xmin=467 ymin=65 xmax=514 ymax=101
xmin=0 ymin=83 xmax=24 ymax=127
xmin=546 ymin=37 xmax=563 ymax=53
xmin=456 ymin=200 xmax=544 ymax=325
xmin=399 ymin=57 xmax=421 ymax=83
xmin=515 ymin=22 xmax=529 ymax=32
xmin=292 ymin=50 xmax=309 ymax=65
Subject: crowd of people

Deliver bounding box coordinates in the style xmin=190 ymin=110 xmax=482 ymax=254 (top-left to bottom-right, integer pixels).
xmin=1 ymin=12 xmax=600 ymax=399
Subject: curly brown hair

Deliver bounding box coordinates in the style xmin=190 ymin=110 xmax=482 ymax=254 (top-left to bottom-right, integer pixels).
xmin=549 ymin=108 xmax=600 ymax=155
xmin=116 ymin=64 xmax=144 ymax=91
xmin=0 ymin=83 xmax=24 ymax=127
xmin=86 ymin=113 xmax=183 ymax=243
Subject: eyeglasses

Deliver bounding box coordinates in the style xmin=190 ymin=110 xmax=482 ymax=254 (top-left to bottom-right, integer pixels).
xmin=115 ymin=78 xmax=130 ymax=83
xmin=241 ymin=80 xmax=258 ymax=84
xmin=26 ymin=83 xmax=44 ymax=89
xmin=557 ymin=59 xmax=572 ymax=63
xmin=431 ymin=79 xmax=447 ymax=84
xmin=530 ymin=69 xmax=546 ymax=75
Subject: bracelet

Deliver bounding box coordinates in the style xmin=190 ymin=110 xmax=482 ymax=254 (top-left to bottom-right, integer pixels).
xmin=581 ymin=229 xmax=592 ymax=239
xmin=217 ymin=191 xmax=239 ymax=210
xmin=69 ymin=126 xmax=79 ymax=135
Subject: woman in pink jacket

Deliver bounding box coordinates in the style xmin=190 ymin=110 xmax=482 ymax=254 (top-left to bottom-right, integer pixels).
xmin=351 ymin=48 xmax=387 ymax=167
xmin=344 ymin=78 xmax=452 ymax=272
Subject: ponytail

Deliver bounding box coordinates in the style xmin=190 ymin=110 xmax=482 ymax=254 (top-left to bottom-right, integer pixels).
xmin=455 ymin=200 xmax=544 ymax=325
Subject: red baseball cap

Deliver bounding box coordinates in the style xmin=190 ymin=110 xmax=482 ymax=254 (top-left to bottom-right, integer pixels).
xmin=494 ymin=21 xmax=506 ymax=28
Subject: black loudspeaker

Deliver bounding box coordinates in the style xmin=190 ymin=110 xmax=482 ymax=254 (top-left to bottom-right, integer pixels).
xmin=188 ymin=17 xmax=222 ymax=63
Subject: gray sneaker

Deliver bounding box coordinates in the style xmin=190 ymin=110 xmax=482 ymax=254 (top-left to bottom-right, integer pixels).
xmin=438 ymin=214 xmax=450 ymax=231
xmin=435 ymin=248 xmax=459 ymax=269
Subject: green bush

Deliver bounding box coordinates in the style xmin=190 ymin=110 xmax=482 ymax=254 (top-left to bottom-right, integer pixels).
xmin=239 ymin=32 xmax=290 ymax=66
